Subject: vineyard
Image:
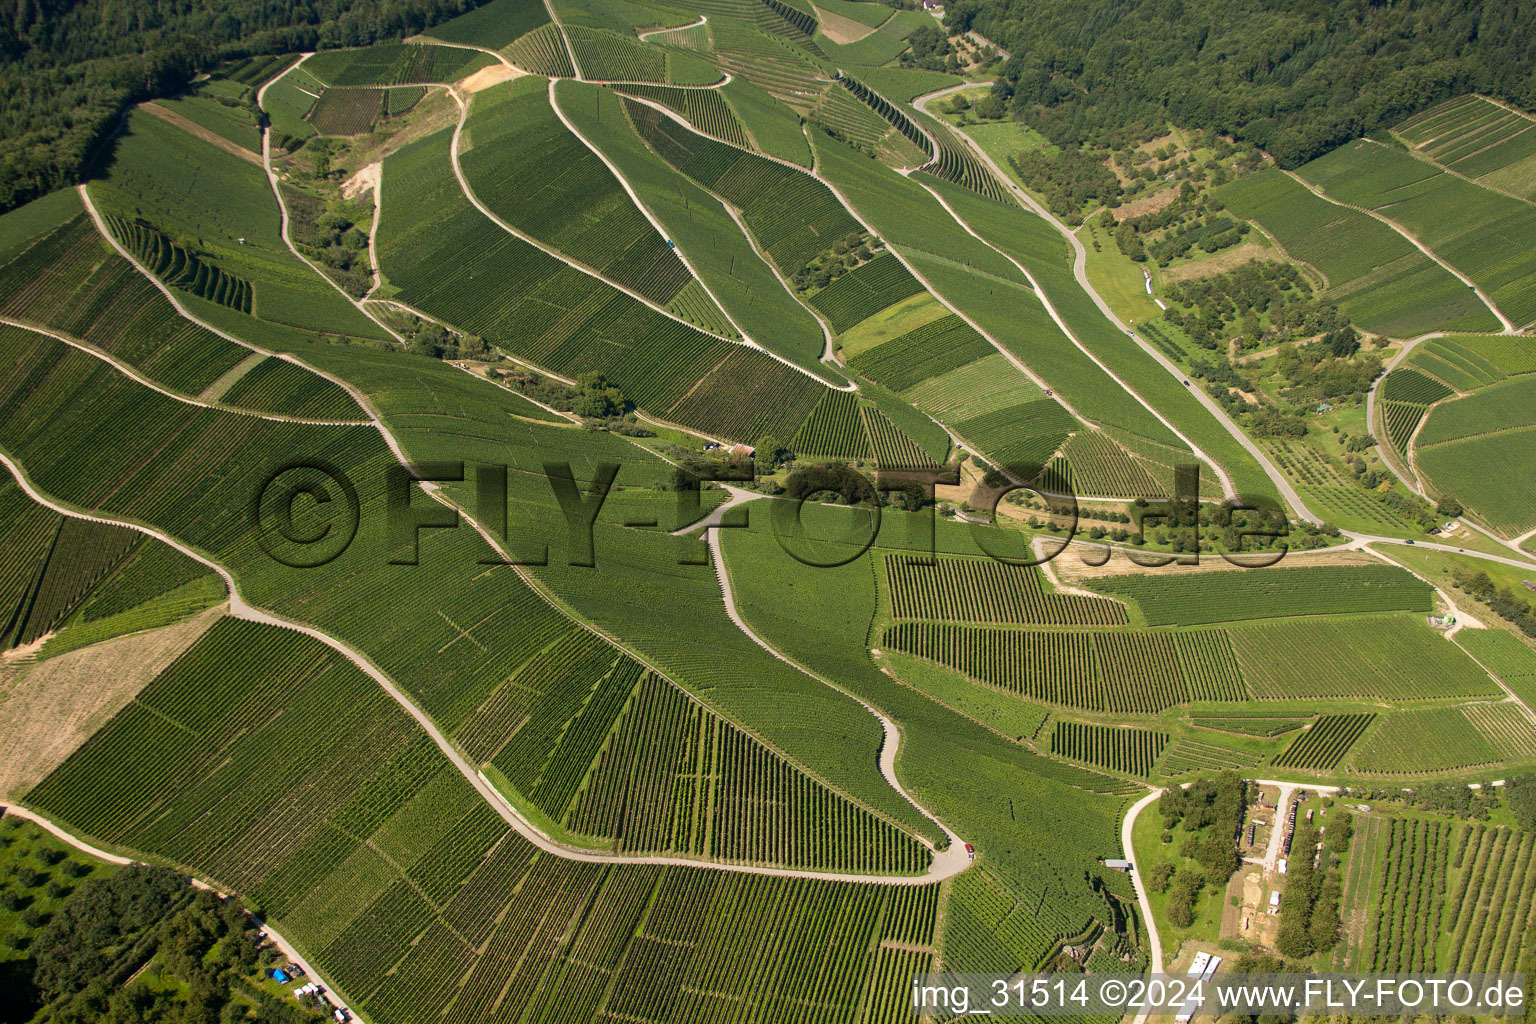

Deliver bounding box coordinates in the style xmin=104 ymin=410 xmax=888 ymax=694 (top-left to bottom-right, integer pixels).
xmin=1087 ymin=564 xmax=1431 ymax=626
xmin=917 ymin=125 xmax=1008 ymax=203
xmin=0 ymin=217 xmax=248 ymax=393
xmin=1153 ymin=737 xmax=1260 ymax=776
xmin=105 ymin=214 xmax=253 ymax=312
xmin=218 ymin=356 xmax=364 ymax=419
xmin=792 ymin=388 xmax=871 ymax=459
xmin=1416 ymin=425 xmax=1536 ymax=536
xmin=567 ymin=26 xmax=668 ymax=83
xmin=378 ymin=124 xmax=826 ymax=442
xmin=1381 ymin=400 xmax=1427 ymax=455
xmin=1049 ymin=430 xmax=1164 ymax=498
xmin=613 ymin=84 xmax=750 ymax=147
xmin=880 ymin=622 xmax=1247 ymax=712
xmin=808 ymin=254 xmax=925 ymax=334
xmin=302 ymin=43 xmax=494 ymax=86
xmin=1345 ymin=707 xmax=1500 ymax=774
xmin=1230 ymin=617 xmax=1498 ymax=701
xmin=1299 ymin=140 xmax=1536 ymax=328
xmin=1271 ymin=714 xmax=1374 ymax=770
xmin=624 ymin=99 xmax=860 ymax=276
xmin=847 ymin=314 xmax=993 ymax=391
xmin=1397 ymin=95 xmax=1536 ymax=200
xmin=1185 ymin=711 xmax=1307 ymax=736
xmin=505 ymin=24 xmax=577 ymax=77
xmin=424 ymin=0 xmax=551 ymax=49
xmin=1461 ymin=702 xmax=1536 ymax=761
xmin=462 ymin=79 xmax=694 ymax=306
xmin=885 ymin=554 xmax=1126 ymax=626
xmin=839 ymin=74 xmax=929 ymax=158
xmin=1378 ymin=367 xmax=1454 ymax=404
xmin=0 ymin=479 xmax=144 ymax=648
xmin=1458 ymin=629 xmax=1536 ymax=707
xmin=307 ymin=88 xmax=385 ymax=135
xmin=1049 ymin=721 xmax=1166 ymax=776
xmin=864 ymin=406 xmax=935 ymax=468
xmin=1417 ymin=375 xmax=1536 ymax=447
xmin=23 ymin=617 xmax=951 ymax=1024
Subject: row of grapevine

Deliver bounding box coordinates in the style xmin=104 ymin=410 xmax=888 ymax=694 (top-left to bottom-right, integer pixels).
xmin=792 ymin=388 xmax=871 ymax=459
xmin=307 ymin=88 xmax=384 ymax=135
xmin=1382 ymin=399 xmax=1427 ymax=454
xmin=1049 ymin=721 xmax=1167 ymax=777
xmin=506 ymin=24 xmax=576 ymax=77
xmin=808 ymin=252 xmax=924 ymax=333
xmin=568 ymin=26 xmax=667 ymax=83
xmin=0 ymin=479 xmax=144 ymax=648
xmin=625 ymin=98 xmax=861 ymax=275
xmin=1367 ymin=817 xmax=1453 ymax=972
xmin=666 ymin=347 xmax=825 ymax=443
xmin=1379 ymin=367 xmax=1455 ymax=404
xmin=1048 ymin=430 xmax=1164 ymax=498
xmin=105 ymin=214 xmax=253 ymax=312
xmin=0 ymin=215 xmax=249 ymax=392
xmin=1087 ymin=563 xmax=1432 ymax=626
xmin=847 ymin=313 xmax=993 ymax=391
xmin=1154 ymin=738 xmax=1260 ymax=776
xmin=918 ymin=129 xmax=1009 ymax=203
xmin=881 ymin=622 xmax=1248 ymax=712
xmin=1186 ymin=711 xmax=1308 ymax=736
xmin=863 ymin=406 xmax=936 ymax=469
xmin=1443 ymin=825 xmax=1536 ymax=974
xmin=1271 ymin=714 xmax=1374 ymax=769
xmin=613 ymin=84 xmax=750 ymax=147
xmin=462 ymin=81 xmax=693 ymax=306
xmin=838 ymin=74 xmax=929 ymax=156
xmin=885 ymin=554 xmax=1126 ymax=626
xmin=303 ymin=43 xmax=493 ymax=87
xmin=218 ymin=355 xmax=365 ymax=420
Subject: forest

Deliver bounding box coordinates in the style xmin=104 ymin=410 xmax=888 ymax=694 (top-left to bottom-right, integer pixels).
xmin=0 ymin=0 xmax=491 ymax=212
xmin=947 ymin=0 xmax=1536 ymax=166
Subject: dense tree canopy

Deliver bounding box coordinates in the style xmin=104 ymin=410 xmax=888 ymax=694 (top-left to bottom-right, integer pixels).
xmin=947 ymin=0 xmax=1536 ymax=166
xmin=0 ymin=0 xmax=491 ymax=211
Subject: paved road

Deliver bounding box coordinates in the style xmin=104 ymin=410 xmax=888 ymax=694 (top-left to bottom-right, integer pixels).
xmin=1120 ymin=788 xmax=1164 ymax=1024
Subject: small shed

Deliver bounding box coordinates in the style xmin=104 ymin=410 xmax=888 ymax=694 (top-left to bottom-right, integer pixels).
xmin=1103 ymin=858 xmax=1132 ymax=872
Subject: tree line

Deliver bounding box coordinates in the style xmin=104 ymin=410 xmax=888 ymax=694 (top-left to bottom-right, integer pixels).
xmin=0 ymin=0 xmax=494 ymax=213
xmin=943 ymin=0 xmax=1535 ymax=168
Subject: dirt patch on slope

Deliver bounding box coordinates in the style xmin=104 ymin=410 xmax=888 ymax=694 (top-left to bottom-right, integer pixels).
xmin=1116 ymin=187 xmax=1181 ymax=219
xmin=813 ymin=5 xmax=879 ymax=43
xmin=460 ymin=63 xmax=525 ymax=94
xmin=0 ymin=605 xmax=225 ymax=799
xmin=1051 ymin=543 xmax=1377 ymax=582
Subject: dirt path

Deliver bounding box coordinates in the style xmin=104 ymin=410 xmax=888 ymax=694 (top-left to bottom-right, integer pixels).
xmin=706 ymin=518 xmax=973 ymax=881
xmin=546 ymin=81 xmax=852 ymax=390
xmin=911 ymin=84 xmax=1324 ymax=524
xmin=71 ymin=80 xmax=970 ymax=882
xmin=1281 ymin=164 xmax=1515 ymax=333
xmin=911 ymin=176 xmax=1236 ymax=499
xmin=0 ymin=606 xmax=224 ymax=798
xmin=0 ymin=314 xmax=369 ymax=426
xmin=638 ymin=14 xmax=706 ymax=41
xmin=138 ymin=102 xmax=262 ymax=166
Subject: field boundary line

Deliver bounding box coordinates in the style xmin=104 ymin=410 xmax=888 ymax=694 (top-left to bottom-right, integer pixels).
xmin=548 ymin=80 xmax=852 ymax=390
xmin=0 ymin=446 xmax=953 ymax=884
xmin=1281 ymin=163 xmax=1516 ymax=333
xmin=908 ymin=83 xmax=1319 ymax=523
xmin=0 ymin=315 xmax=369 ymax=427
